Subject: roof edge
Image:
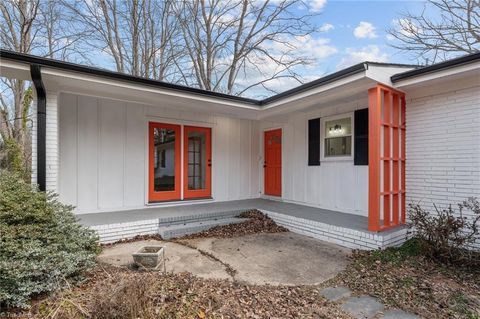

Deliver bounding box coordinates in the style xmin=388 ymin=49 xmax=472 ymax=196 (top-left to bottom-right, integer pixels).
xmin=0 ymin=49 xmax=419 ymax=106
xmin=1 ymin=49 xmax=260 ymax=105
xmin=391 ymin=52 xmax=480 ymax=83
xmin=260 ymin=63 xmax=367 ymax=105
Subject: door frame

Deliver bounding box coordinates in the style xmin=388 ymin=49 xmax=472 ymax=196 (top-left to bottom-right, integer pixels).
xmin=183 ymin=125 xmax=212 ymax=199
xmin=263 ymin=127 xmax=282 ymax=197
xmin=148 ymin=122 xmax=182 ymax=202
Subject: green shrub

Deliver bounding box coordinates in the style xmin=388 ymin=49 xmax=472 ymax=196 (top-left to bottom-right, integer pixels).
xmin=408 ymin=198 xmax=480 ymax=266
xmin=0 ymin=170 xmax=100 ymax=309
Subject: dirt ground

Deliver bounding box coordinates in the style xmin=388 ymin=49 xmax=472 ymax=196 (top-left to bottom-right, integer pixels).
xmin=98 ymin=232 xmax=351 ymax=285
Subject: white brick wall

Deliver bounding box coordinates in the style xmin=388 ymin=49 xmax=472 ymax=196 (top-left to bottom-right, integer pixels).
xmin=406 ymin=85 xmax=480 ymax=247
xmin=262 ymin=210 xmax=409 ymax=250
xmin=31 ymin=100 xmax=37 ymax=185
xmin=46 ymin=92 xmax=59 ymax=192
xmin=30 ymin=92 xmax=59 ymax=191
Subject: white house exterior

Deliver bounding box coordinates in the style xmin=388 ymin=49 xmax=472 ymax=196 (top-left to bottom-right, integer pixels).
xmin=1 ymin=50 xmax=479 ymax=249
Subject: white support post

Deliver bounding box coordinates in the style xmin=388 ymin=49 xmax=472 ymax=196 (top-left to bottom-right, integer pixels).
xmin=45 ymin=91 xmax=59 ymax=192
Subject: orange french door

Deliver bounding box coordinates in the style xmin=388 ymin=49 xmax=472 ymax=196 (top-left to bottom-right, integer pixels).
xmin=183 ymin=126 xmax=212 ymax=199
xmin=264 ymin=129 xmax=282 ymax=196
xmin=148 ymin=122 xmax=181 ymax=202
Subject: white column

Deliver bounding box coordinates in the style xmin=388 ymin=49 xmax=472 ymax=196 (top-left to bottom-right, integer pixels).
xmin=45 ymin=91 xmax=59 ymax=192
xmin=31 ymin=99 xmax=37 ymax=186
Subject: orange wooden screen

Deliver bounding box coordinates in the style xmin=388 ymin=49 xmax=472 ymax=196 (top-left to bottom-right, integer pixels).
xmin=368 ymin=84 xmax=406 ymax=231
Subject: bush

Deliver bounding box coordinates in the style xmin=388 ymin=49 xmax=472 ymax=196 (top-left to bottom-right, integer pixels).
xmin=408 ymin=198 xmax=480 ymax=265
xmin=0 ymin=170 xmax=100 ymax=309
xmin=0 ymin=138 xmax=31 ymax=182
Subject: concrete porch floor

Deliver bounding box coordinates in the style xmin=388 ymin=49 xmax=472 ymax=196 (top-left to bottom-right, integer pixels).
xmin=78 ymin=198 xmax=368 ymax=230
xmin=78 ymin=198 xmax=409 ymax=249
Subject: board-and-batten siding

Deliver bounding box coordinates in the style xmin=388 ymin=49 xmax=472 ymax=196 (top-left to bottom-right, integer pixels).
xmin=259 ymin=99 xmax=369 ymax=217
xmin=406 ymin=84 xmax=480 ymax=219
xmin=58 ymin=93 xmax=259 ymax=213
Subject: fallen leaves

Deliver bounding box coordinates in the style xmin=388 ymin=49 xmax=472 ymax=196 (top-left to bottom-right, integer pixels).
xmin=176 ymin=210 xmax=288 ymax=240
xmin=331 ymin=245 xmax=480 ymax=319
xmin=30 ymin=265 xmax=351 ymax=319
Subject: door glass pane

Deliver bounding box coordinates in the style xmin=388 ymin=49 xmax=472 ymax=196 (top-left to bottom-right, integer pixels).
xmin=154 ymin=127 xmax=176 ymax=192
xmin=187 ymin=131 xmax=206 ymax=190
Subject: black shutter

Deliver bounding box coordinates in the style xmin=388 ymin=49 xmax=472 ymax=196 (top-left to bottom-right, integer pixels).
xmin=308 ymin=118 xmax=320 ymax=166
xmin=354 ymin=108 xmax=368 ymax=165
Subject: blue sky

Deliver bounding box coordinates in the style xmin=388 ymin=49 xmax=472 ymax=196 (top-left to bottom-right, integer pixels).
xmin=242 ymin=0 xmax=430 ymax=97
xmin=302 ymin=0 xmax=427 ymax=70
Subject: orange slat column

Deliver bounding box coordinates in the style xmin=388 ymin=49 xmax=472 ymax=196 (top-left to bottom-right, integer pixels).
xmin=401 ymin=96 xmax=407 ymax=224
xmin=392 ymin=93 xmax=400 ymax=225
xmin=368 ymin=86 xmax=382 ymax=231
xmin=382 ymin=89 xmax=391 ymax=228
xmin=369 ymin=84 xmax=406 ymax=232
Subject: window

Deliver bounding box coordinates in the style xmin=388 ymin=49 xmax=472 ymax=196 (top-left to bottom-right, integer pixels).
xmin=323 ymin=116 xmax=352 ymax=158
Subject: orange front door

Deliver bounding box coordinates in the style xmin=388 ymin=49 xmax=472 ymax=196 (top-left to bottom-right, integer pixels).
xmin=183 ymin=126 xmax=212 ymax=199
xmin=149 ymin=122 xmax=181 ymax=202
xmin=264 ymin=129 xmax=282 ymax=196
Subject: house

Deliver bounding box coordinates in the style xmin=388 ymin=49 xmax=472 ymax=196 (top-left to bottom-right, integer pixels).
xmin=1 ymin=50 xmax=479 ymax=249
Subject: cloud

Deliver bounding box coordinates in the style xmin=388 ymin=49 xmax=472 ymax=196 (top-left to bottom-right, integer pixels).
xmin=235 ymin=35 xmax=337 ymax=97
xmin=386 ymin=34 xmax=395 ymax=41
xmin=265 ymin=35 xmax=338 ymax=60
xmin=353 ymin=21 xmax=377 ymax=39
xmin=337 ymin=45 xmax=388 ymax=69
xmin=319 ymin=23 xmax=334 ymax=32
xmin=309 ymin=0 xmax=327 ymax=12
xmin=294 ymin=35 xmax=338 ymax=59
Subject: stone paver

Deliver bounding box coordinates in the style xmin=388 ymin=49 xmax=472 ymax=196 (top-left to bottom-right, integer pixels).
xmin=320 ymin=286 xmax=352 ymax=301
xmin=381 ymin=309 xmax=420 ymax=319
xmin=340 ymin=296 xmax=385 ymax=319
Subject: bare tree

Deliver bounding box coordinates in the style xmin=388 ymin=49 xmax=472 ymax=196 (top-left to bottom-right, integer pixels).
xmin=388 ymin=0 xmax=480 ymax=64
xmin=65 ymin=0 xmax=182 ymax=80
xmin=0 ymin=0 xmax=39 ymax=166
xmin=0 ymin=0 xmax=82 ymax=174
xmin=172 ymin=0 xmax=316 ymax=96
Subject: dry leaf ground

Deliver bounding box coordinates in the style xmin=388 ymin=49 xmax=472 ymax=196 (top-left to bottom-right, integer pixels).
xmin=7 ymin=213 xmax=479 ymax=319
xmin=28 ymin=266 xmax=350 ymax=319
xmin=330 ymin=239 xmax=480 ymax=319
xmin=176 ymin=210 xmax=289 ymax=240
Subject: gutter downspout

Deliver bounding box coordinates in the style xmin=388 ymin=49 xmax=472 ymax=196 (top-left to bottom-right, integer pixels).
xmin=30 ymin=64 xmax=46 ymax=192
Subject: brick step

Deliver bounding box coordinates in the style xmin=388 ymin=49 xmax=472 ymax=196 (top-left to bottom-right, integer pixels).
xmin=157 ymin=210 xmax=246 ymax=227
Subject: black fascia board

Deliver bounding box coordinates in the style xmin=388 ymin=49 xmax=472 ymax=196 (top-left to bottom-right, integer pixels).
xmin=391 ymin=52 xmax=480 ymax=83
xmin=260 ymin=63 xmax=367 ymax=105
xmin=2 ymin=49 xmax=419 ymax=106
xmin=1 ymin=50 xmax=260 ymax=105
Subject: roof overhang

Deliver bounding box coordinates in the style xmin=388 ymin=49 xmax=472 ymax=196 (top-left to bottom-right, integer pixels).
xmin=392 ymin=52 xmax=480 ymax=89
xmin=0 ymin=50 xmax=416 ymax=120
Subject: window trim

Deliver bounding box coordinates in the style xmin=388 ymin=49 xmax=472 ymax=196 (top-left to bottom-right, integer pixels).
xmin=320 ymin=112 xmax=354 ymax=161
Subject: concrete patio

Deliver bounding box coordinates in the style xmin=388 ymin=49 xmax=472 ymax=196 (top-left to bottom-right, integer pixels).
xmin=98 ymin=232 xmax=351 ymax=285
